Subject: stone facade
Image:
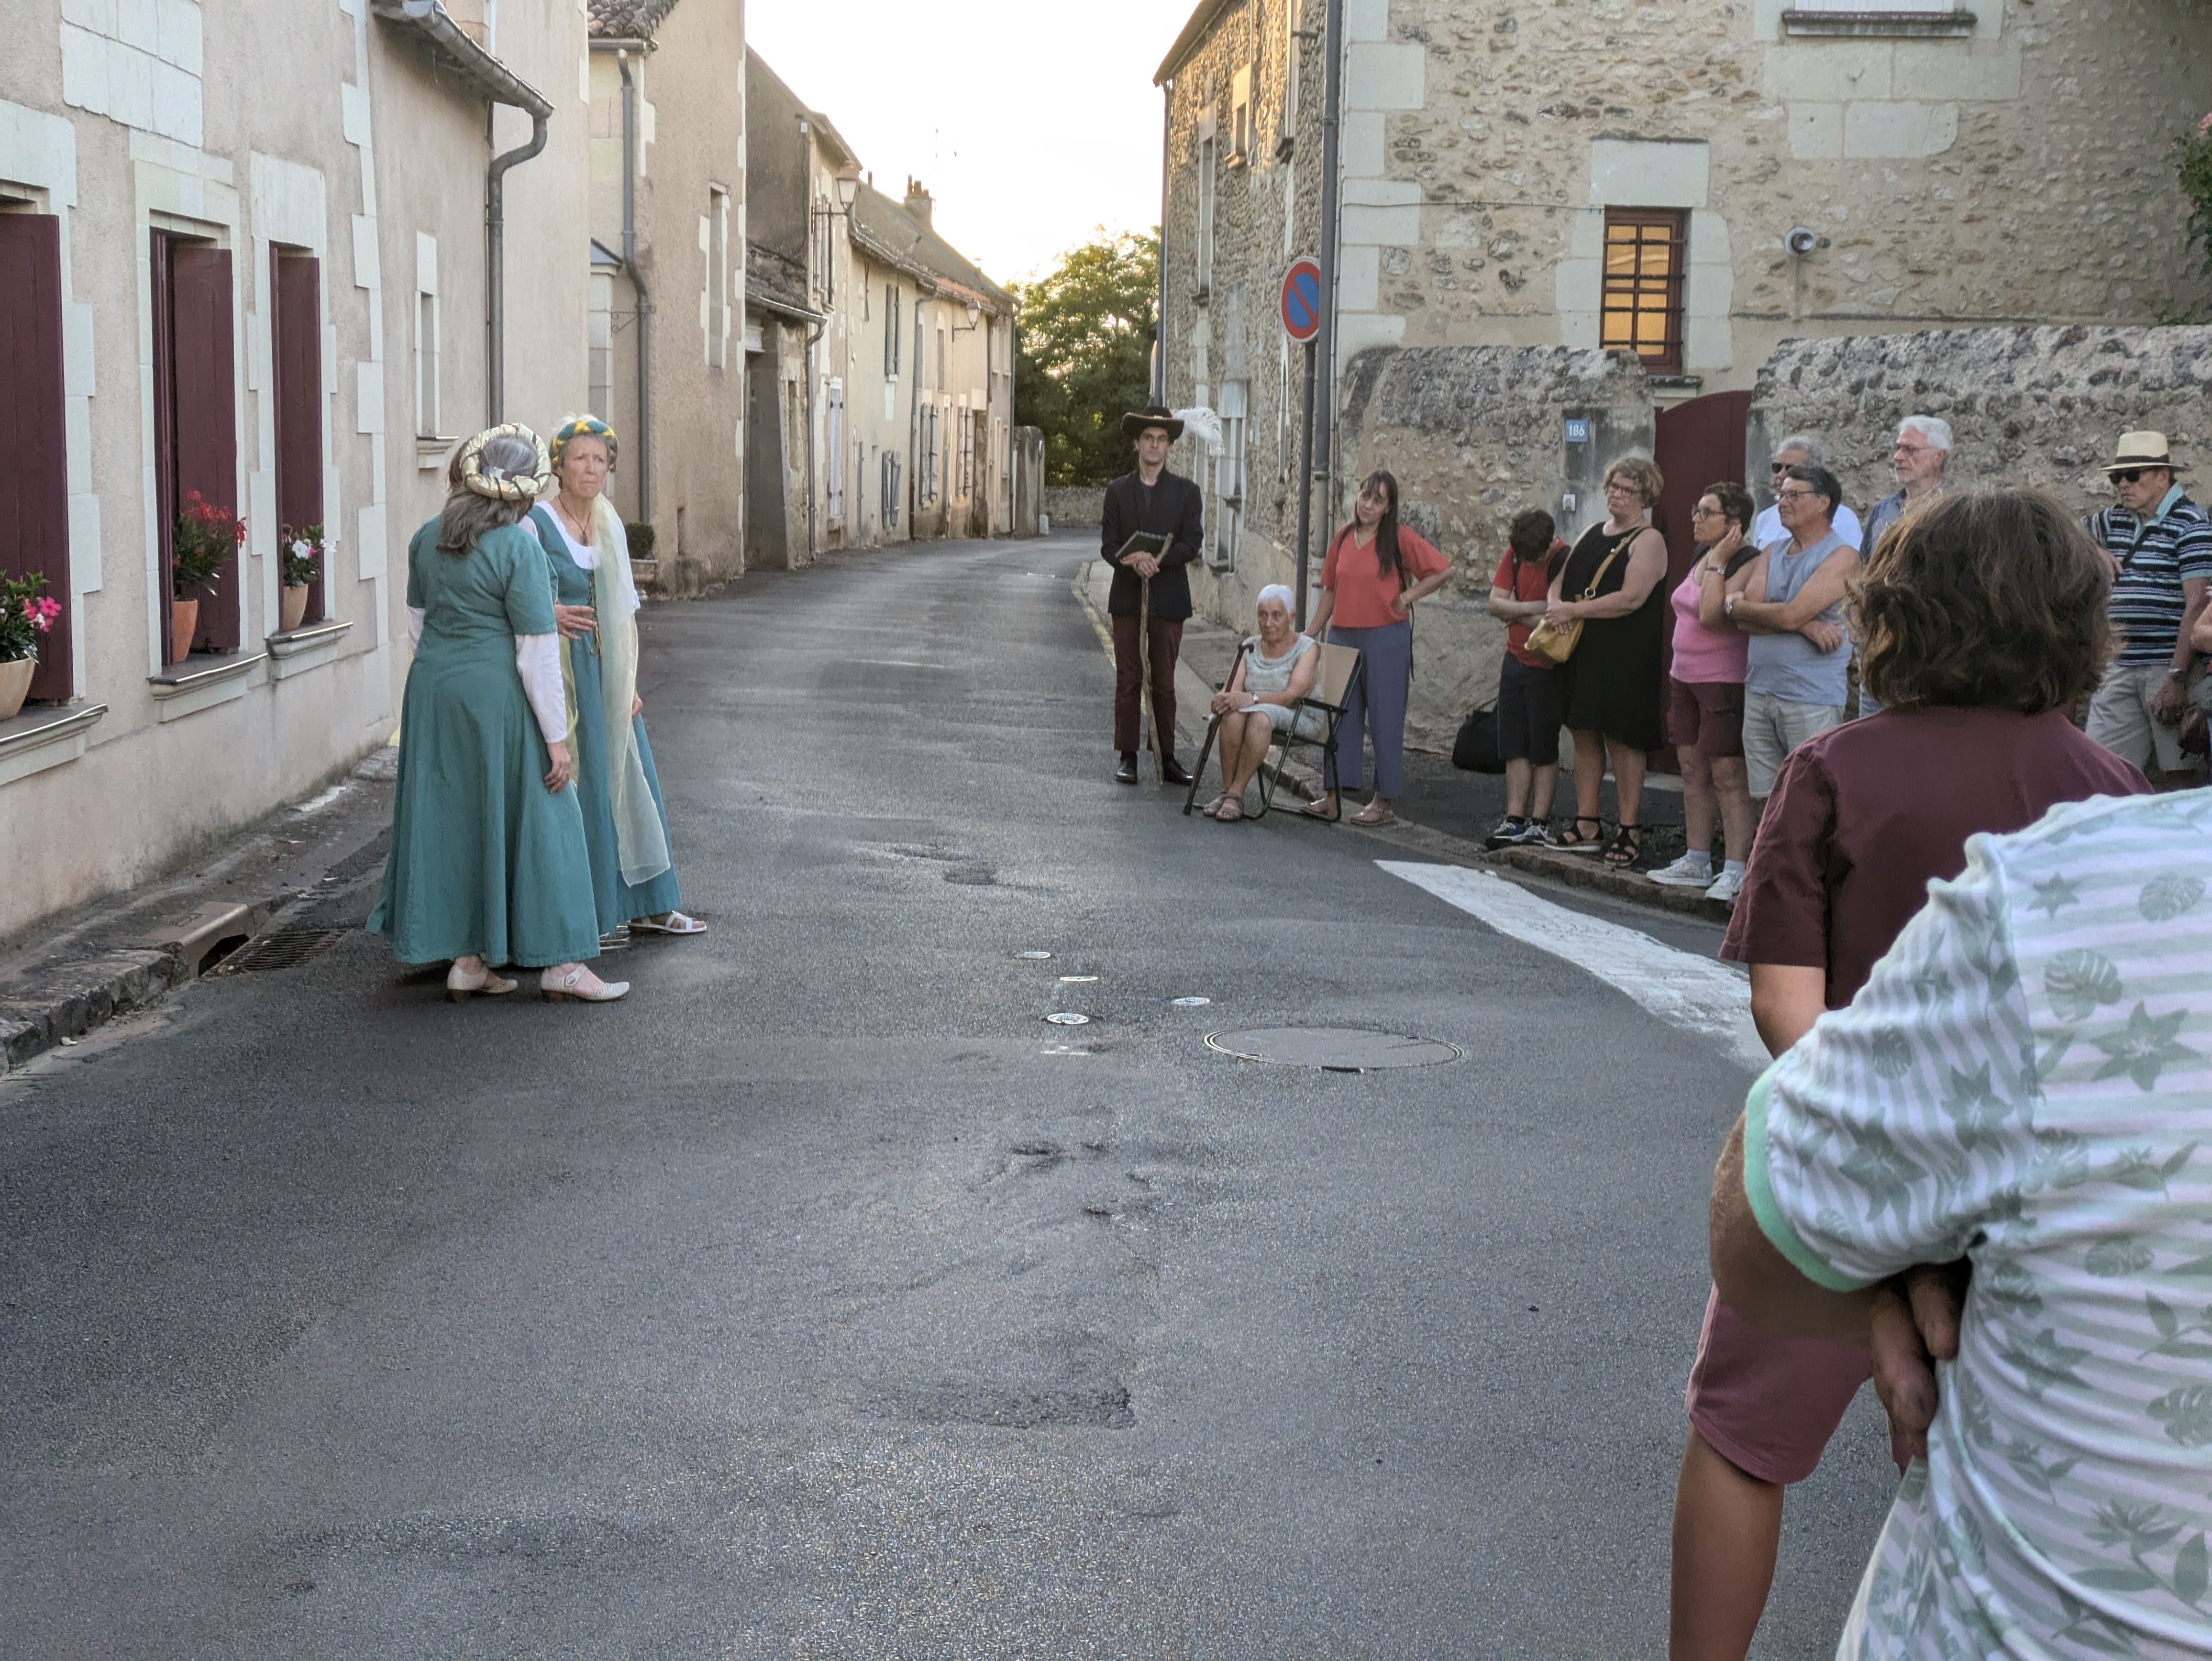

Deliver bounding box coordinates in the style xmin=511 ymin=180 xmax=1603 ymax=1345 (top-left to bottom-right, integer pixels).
xmin=586 ymin=0 xmax=747 ymax=592
xmin=1748 ymin=323 xmax=2212 ymax=520
xmin=1041 ymin=486 xmax=1106 ymax=530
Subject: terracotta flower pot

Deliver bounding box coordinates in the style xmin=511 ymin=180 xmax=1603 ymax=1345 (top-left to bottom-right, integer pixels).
xmin=280 ymin=585 xmax=310 ymax=632
xmin=169 ymin=598 xmax=199 ymax=665
xmin=0 ymin=656 xmax=33 ymax=721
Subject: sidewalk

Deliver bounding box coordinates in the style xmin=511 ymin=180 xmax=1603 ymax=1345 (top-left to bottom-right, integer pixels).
xmin=0 ymin=746 xmax=398 ymax=1070
xmin=1076 ymin=560 xmax=1730 ymax=925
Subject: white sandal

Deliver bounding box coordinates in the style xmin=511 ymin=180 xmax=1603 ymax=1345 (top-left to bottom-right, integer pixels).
xmin=540 ymin=964 xmax=630 ymax=1003
xmin=630 ymin=910 xmax=707 ymax=935
xmin=446 ymin=960 xmax=518 ymax=1002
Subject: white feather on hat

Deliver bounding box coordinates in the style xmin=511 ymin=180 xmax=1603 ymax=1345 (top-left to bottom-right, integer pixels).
xmin=1175 ymin=406 xmax=1222 ymax=456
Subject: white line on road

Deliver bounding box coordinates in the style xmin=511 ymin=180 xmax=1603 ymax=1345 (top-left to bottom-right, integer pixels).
xmin=1376 ymin=861 xmax=1770 ymax=1073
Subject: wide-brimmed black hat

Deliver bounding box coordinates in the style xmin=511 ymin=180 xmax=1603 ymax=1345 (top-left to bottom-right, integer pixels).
xmin=1121 ymin=405 xmax=1184 ymax=440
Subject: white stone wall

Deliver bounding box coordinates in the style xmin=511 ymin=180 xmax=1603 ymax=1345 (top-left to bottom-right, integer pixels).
xmin=59 ymin=0 xmax=202 ymax=146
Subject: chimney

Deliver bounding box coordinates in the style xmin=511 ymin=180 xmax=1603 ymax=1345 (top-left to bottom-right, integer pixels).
xmin=904 ymin=178 xmax=933 ymax=227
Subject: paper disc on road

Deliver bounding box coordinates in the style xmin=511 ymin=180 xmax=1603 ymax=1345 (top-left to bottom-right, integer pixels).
xmin=1045 ymin=1012 xmax=1091 ymax=1026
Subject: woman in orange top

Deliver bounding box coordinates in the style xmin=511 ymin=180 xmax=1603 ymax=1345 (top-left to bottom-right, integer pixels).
xmin=1302 ymin=470 xmax=1451 ymax=825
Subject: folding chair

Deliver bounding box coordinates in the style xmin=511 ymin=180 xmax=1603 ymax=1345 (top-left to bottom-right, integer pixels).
xmin=1258 ymin=642 xmax=1360 ymax=822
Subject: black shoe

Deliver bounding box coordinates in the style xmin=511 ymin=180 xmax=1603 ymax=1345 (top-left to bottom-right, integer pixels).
xmin=1114 ymin=755 xmax=1139 ymax=785
xmin=1160 ymin=757 xmax=1194 ymax=787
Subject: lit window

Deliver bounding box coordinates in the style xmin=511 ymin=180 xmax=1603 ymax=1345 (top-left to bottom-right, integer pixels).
xmin=1600 ymin=209 xmax=1686 ymax=376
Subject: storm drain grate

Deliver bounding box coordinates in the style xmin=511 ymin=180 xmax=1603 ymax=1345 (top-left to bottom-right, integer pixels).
xmin=205 ymin=928 xmax=351 ymax=976
xmin=1205 ymin=1025 xmax=1462 ymax=1072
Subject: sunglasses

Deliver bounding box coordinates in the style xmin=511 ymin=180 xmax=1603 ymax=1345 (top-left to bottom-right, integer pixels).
xmin=1770 ymin=462 xmax=1791 ymax=474
xmin=2112 ymin=469 xmax=2155 ymax=485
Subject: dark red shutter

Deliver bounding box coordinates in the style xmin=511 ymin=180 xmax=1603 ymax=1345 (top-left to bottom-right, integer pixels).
xmin=0 ymin=214 xmax=73 ymax=702
xmin=272 ymin=252 xmax=325 ymax=623
xmin=1650 ymin=390 xmax=1753 ymax=772
xmin=169 ymin=243 xmax=239 ymax=653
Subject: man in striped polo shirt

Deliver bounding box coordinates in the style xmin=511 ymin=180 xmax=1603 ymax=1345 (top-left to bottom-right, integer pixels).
xmin=2084 ymin=431 xmax=2212 ymax=784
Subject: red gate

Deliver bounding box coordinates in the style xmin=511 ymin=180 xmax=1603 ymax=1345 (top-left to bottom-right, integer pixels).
xmin=1648 ymin=391 xmax=1751 ymax=770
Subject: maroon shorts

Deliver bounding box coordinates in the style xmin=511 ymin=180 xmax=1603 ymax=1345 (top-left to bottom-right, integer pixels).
xmin=1664 ymin=676 xmax=1746 ymax=759
xmin=1684 ymin=1288 xmax=1870 ymax=1485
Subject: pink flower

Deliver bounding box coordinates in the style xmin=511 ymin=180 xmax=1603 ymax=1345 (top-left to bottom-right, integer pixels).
xmin=2199 ymin=111 xmax=2212 ymax=136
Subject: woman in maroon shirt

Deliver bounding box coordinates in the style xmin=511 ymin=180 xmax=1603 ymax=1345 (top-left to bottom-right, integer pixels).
xmin=1670 ymin=489 xmax=2151 ymax=1661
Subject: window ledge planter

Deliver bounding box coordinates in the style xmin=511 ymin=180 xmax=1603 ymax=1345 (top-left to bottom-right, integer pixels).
xmin=148 ymin=652 xmax=265 ymax=722
xmin=266 ymin=619 xmax=352 ymax=681
xmin=0 ymin=700 xmax=107 ymax=789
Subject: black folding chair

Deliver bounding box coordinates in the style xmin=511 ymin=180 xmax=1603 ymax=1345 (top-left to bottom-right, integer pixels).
xmin=1181 ymin=642 xmax=1362 ymax=822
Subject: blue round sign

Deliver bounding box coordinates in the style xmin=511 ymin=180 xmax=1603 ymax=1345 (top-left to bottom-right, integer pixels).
xmin=1281 ymin=258 xmax=1323 ymax=343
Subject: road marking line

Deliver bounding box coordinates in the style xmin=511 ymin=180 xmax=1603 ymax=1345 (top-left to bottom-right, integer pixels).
xmin=1376 ymin=860 xmax=1769 ymax=1073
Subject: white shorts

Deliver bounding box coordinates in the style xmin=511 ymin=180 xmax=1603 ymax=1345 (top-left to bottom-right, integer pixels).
xmin=1743 ymin=689 xmax=1843 ymax=799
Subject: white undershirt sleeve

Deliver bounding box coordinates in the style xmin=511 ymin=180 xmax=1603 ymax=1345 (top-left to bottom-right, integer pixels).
xmin=514 ymin=633 xmax=568 ymax=745
xmin=407 ymin=606 xmax=425 ymax=645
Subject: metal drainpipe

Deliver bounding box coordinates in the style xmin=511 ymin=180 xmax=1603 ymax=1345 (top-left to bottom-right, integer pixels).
xmin=1312 ymin=0 xmax=1345 ymax=515
xmin=1152 ymin=80 xmax=1172 ymax=405
xmin=486 ymin=108 xmax=548 ymax=422
xmin=619 ymin=50 xmax=653 ymax=522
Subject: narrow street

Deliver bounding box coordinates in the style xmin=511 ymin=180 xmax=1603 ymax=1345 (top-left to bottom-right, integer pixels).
xmin=1 ymin=537 xmax=1895 ymax=1658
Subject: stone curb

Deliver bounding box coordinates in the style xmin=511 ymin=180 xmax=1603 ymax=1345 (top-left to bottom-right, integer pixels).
xmin=0 ymin=949 xmax=192 ymax=1070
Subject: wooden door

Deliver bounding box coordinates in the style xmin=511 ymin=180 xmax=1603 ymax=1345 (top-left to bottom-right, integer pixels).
xmin=0 ymin=214 xmax=72 ymax=703
xmin=271 ymin=252 xmax=324 ymax=623
xmin=1649 ymin=390 xmax=1751 ymax=770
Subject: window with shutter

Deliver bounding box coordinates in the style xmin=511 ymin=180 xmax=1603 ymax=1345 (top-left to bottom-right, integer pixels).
xmin=153 ymin=234 xmax=241 ymax=658
xmin=0 ymin=212 xmax=73 ymax=703
xmin=272 ymin=250 xmax=324 ymax=626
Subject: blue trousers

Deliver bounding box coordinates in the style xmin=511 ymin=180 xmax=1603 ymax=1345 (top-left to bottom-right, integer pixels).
xmin=1325 ymin=619 xmax=1412 ymax=797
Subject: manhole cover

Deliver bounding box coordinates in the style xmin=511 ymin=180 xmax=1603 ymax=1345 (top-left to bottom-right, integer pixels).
xmin=1204 ymin=1026 xmax=1460 ymax=1072
xmin=204 ymin=928 xmax=351 ymax=976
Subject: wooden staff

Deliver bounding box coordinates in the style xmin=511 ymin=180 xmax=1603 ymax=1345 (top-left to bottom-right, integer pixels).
xmin=1139 ymin=573 xmax=1166 ymax=780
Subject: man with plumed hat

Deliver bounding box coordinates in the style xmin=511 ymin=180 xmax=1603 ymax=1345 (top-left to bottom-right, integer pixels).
xmin=1100 ymin=405 xmax=1205 ymax=785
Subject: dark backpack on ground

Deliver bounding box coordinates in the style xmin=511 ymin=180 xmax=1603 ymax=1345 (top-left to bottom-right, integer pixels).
xmin=1452 ymin=699 xmax=1505 ymax=774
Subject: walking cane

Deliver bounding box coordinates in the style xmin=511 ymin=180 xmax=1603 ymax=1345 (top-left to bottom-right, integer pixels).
xmin=1139 ymin=572 xmax=1166 ymax=781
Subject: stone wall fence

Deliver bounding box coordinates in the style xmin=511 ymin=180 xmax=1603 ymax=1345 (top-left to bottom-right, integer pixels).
xmin=1747 ymin=326 xmax=2212 ymax=526
xmin=1041 ymin=486 xmax=1106 ymax=532
xmin=1336 ymin=344 xmax=1655 ymax=752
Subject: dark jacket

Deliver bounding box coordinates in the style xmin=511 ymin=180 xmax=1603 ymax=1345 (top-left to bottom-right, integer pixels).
xmin=1100 ymin=468 xmax=1205 ymax=619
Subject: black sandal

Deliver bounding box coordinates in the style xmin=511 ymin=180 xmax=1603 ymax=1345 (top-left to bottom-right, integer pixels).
xmin=1603 ymin=823 xmax=1645 ymax=868
xmin=1548 ymin=815 xmax=1605 ymax=853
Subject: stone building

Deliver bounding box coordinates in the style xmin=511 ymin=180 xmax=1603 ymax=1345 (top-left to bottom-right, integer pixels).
xmin=585 ymin=0 xmax=747 ymax=594
xmin=1 ymin=0 xmax=595 ymax=937
xmin=745 ymin=51 xmax=1017 ymax=560
xmin=1151 ymin=0 xmax=2212 ymax=741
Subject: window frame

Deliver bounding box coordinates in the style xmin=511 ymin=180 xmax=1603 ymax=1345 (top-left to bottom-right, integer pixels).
xmin=1599 ymin=208 xmax=1688 ymax=378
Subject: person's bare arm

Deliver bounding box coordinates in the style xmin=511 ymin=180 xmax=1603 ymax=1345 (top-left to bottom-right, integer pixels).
xmin=1306 ymin=589 xmax=1335 ymax=638
xmin=1709 ymin=1115 xmax=1877 ymax=1342
xmin=1393 ymin=566 xmax=1451 ymax=617
xmin=1731 ymin=545 xmax=1857 ymax=635
xmin=2153 ymin=575 xmax=2209 ymax=722
xmin=1555 ymin=529 xmax=1665 ymax=622
xmin=1283 ymin=642 xmax=1321 ymax=705
xmin=1210 ymin=651 xmax=1252 ymax=716
xmin=1488 ymin=584 xmax=1547 ymax=623
xmin=1748 ymin=963 xmax=1826 ymax=1058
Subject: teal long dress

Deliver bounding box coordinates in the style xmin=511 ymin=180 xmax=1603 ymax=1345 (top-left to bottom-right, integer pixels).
xmin=367 ymin=520 xmax=600 ymax=968
xmin=528 ymin=506 xmax=684 ymax=931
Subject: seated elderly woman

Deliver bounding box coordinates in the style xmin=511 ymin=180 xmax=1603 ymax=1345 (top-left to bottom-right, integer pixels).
xmin=1202 ymin=584 xmax=1321 ymax=822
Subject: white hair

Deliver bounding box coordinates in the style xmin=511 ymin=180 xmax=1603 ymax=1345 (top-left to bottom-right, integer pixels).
xmin=1897 ymin=414 xmax=1953 ymax=453
xmin=1773 ymin=433 xmax=1830 ymax=465
xmin=1256 ymin=584 xmax=1295 ymax=614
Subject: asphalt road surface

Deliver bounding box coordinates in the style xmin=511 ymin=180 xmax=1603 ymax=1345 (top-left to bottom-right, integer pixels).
xmin=0 ymin=535 xmax=1896 ymax=1658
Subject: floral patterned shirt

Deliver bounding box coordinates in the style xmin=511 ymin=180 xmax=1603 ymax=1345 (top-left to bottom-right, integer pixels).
xmin=1744 ymin=788 xmax=2212 ymax=1660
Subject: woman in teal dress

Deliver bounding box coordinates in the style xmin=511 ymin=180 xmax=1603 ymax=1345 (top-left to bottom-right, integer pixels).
xmin=367 ymin=425 xmax=629 ymax=1004
xmin=526 ymin=415 xmax=704 ymax=942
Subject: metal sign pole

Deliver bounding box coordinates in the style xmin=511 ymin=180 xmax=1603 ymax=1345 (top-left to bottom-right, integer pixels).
xmin=1294 ymin=339 xmax=1316 ymax=631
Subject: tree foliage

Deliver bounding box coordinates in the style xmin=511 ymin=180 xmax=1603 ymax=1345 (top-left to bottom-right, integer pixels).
xmin=1013 ymin=231 xmax=1159 ymax=487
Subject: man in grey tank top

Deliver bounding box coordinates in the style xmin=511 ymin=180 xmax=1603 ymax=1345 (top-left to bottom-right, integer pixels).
xmin=1724 ymin=464 xmax=1858 ymax=802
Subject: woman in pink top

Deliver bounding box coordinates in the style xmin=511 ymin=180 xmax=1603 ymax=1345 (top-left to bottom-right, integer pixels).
xmin=1649 ymin=482 xmax=1759 ymax=905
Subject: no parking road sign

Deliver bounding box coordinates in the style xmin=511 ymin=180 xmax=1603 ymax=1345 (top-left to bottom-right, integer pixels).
xmin=1280 ymin=257 xmax=1323 ymax=343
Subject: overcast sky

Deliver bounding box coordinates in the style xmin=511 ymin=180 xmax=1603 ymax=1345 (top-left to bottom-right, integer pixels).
xmin=746 ymin=0 xmax=1194 ymax=287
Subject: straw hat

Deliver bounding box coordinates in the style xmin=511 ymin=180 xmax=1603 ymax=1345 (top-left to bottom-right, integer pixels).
xmin=2103 ymin=431 xmax=2186 ymax=477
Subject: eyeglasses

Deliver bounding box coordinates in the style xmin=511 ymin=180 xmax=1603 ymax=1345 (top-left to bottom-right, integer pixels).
xmin=1689 ymin=505 xmax=1724 ymax=518
xmin=1775 ymin=488 xmax=1824 ymax=501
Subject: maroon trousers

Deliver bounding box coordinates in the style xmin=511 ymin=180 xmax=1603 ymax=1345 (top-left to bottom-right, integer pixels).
xmin=1111 ymin=614 xmax=1182 ymax=756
